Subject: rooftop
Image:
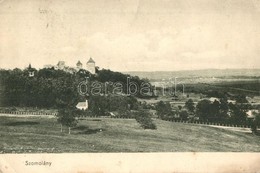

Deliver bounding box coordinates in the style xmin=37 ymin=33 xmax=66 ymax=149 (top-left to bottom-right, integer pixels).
xmin=77 ymin=61 xmax=82 ymax=66
xmin=87 ymin=57 xmax=95 ymax=64
xmin=76 ymin=102 xmax=87 ymax=107
xmin=57 ymin=61 xmax=65 ymax=66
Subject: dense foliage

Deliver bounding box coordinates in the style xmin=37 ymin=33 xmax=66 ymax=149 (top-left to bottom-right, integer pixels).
xmin=154 ymin=96 xmax=254 ymax=126
xmin=184 ymin=99 xmax=195 ymax=113
xmin=88 ymin=95 xmax=138 ymax=117
xmin=251 ymin=113 xmax=260 ymax=134
xmin=155 ymin=101 xmax=172 ymax=119
xmin=135 ymin=110 xmax=157 ymax=129
xmin=195 ymin=98 xmax=249 ymax=124
xmin=0 ymin=68 xmax=152 ymax=109
xmin=0 ymin=68 xmax=80 ymax=108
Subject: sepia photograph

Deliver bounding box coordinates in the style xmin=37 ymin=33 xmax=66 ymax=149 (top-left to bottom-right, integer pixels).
xmin=0 ymin=0 xmax=260 ymax=172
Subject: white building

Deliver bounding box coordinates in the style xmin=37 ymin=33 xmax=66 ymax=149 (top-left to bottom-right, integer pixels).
xmin=209 ymin=97 xmax=220 ymax=102
xmin=76 ymin=100 xmax=88 ymax=110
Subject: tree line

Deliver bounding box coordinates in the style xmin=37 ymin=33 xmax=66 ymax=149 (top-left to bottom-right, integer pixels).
xmin=155 ymin=97 xmax=258 ymax=126
xmin=0 ymin=67 xmax=153 ymax=108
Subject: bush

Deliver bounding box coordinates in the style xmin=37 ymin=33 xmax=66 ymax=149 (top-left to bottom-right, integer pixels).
xmin=135 ymin=110 xmax=157 ymax=130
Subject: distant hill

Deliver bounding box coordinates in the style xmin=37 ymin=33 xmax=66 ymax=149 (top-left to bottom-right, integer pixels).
xmin=123 ymin=69 xmax=260 ymax=81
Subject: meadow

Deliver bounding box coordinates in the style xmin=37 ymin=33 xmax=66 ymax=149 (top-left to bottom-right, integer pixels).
xmin=0 ymin=116 xmax=260 ymax=153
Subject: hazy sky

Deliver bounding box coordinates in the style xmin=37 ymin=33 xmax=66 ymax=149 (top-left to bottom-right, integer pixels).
xmin=0 ymin=0 xmax=260 ymax=71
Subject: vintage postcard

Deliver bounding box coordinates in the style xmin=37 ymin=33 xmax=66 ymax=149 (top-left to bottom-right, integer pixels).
xmin=0 ymin=0 xmax=260 ymax=172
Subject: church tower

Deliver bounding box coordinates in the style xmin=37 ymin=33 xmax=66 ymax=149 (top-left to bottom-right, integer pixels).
xmin=86 ymin=57 xmax=95 ymax=74
xmin=28 ymin=63 xmax=35 ymax=77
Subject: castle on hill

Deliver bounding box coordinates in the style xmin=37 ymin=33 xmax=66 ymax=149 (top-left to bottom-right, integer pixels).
xmin=44 ymin=57 xmax=96 ymax=74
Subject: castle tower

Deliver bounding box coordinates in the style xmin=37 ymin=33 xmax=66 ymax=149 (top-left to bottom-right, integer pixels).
xmin=76 ymin=60 xmax=83 ymax=70
xmin=86 ymin=57 xmax=95 ymax=74
xmin=57 ymin=61 xmax=65 ymax=70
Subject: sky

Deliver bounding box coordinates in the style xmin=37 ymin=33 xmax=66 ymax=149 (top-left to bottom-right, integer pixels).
xmin=0 ymin=0 xmax=260 ymax=71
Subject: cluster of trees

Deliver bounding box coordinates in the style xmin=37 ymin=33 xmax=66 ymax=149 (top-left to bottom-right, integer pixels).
xmin=0 ymin=68 xmax=152 ymax=108
xmin=196 ymin=99 xmax=227 ymax=122
xmin=155 ymin=101 xmax=172 ymax=119
xmin=87 ymin=95 xmax=138 ymax=117
xmin=155 ymin=96 xmax=254 ymax=126
xmin=0 ymin=67 xmax=156 ymax=133
xmin=195 ymin=98 xmax=251 ymax=125
xmin=155 ymin=100 xmax=190 ymax=120
xmin=0 ymin=68 xmax=82 ymax=108
xmin=94 ymin=69 xmax=154 ymax=98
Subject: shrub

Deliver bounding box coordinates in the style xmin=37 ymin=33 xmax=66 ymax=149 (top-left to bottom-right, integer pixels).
xmin=135 ymin=110 xmax=157 ymax=130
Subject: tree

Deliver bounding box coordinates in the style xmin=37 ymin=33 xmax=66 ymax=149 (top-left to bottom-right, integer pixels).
xmin=185 ymin=99 xmax=195 ymax=113
xmin=229 ymin=103 xmax=249 ymax=125
xmin=88 ymin=96 xmax=108 ymax=116
xmin=57 ymin=108 xmax=78 ymax=134
xmin=155 ymin=101 xmax=172 ymax=119
xmin=235 ymin=94 xmax=248 ymax=104
xmin=219 ymin=97 xmax=229 ymax=120
xmin=251 ymin=113 xmax=260 ymax=134
xmin=210 ymin=100 xmax=220 ymax=121
xmin=179 ymin=110 xmax=189 ymax=120
xmin=196 ymin=99 xmax=211 ymax=121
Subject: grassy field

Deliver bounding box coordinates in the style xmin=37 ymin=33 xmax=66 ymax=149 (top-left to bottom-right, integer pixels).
xmin=0 ymin=116 xmax=260 ymax=153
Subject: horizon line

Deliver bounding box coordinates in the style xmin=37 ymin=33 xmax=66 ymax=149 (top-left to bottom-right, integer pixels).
xmin=1 ymin=67 xmax=260 ymax=72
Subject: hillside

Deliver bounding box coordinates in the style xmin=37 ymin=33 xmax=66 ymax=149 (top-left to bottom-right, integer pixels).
xmin=0 ymin=116 xmax=260 ymax=153
xmin=124 ymin=69 xmax=260 ymax=81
